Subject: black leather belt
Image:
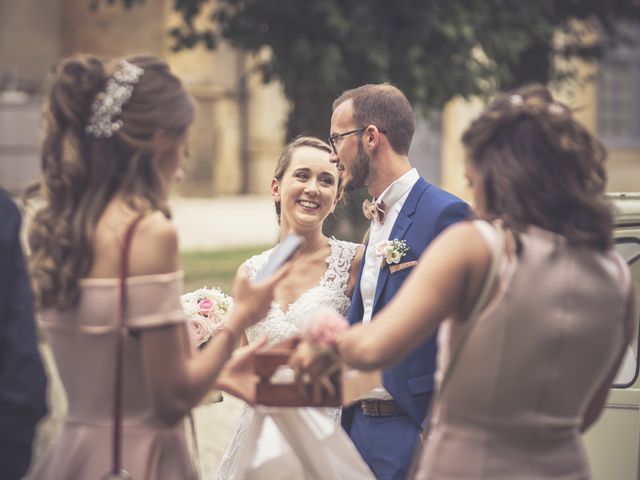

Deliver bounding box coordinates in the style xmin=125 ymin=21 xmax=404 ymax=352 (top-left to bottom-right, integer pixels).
xmin=360 ymin=399 xmax=407 ymax=417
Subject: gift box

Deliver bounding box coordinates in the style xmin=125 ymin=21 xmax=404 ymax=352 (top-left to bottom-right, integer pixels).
xmin=254 ymin=338 xmax=381 ymax=407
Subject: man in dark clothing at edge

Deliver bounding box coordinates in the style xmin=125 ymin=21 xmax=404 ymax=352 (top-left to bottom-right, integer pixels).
xmin=0 ymin=189 xmax=48 ymax=479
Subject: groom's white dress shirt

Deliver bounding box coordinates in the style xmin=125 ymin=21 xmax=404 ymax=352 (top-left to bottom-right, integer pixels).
xmin=360 ymin=168 xmax=419 ymax=400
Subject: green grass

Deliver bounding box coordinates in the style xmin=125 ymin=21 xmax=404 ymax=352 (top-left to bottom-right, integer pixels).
xmin=181 ymin=244 xmax=271 ymax=293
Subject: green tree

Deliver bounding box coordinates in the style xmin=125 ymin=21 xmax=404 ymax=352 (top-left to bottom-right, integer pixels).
xmin=166 ymin=0 xmax=640 ymax=139
xmin=102 ymin=0 xmax=640 ymax=240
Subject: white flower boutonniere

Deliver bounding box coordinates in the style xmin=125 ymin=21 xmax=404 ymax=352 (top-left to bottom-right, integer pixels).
xmin=375 ymin=238 xmax=409 ymax=269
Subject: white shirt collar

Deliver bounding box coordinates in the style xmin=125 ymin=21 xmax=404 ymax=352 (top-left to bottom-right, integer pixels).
xmin=375 ymin=168 xmax=419 ymax=208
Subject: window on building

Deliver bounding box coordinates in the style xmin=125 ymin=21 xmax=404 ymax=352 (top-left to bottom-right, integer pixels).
xmin=597 ymin=26 xmax=640 ymax=149
xmin=613 ymin=237 xmax=640 ymax=388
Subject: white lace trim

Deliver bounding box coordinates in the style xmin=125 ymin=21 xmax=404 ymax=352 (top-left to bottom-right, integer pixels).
xmin=243 ymin=238 xmax=358 ymax=345
xmin=320 ymin=237 xmax=356 ymax=292
xmin=215 ymin=238 xmax=359 ymax=480
xmin=244 ymin=237 xmax=356 ymax=285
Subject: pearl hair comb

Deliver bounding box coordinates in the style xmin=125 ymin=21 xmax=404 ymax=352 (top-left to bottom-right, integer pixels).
xmin=85 ymin=60 xmax=144 ymax=138
xmin=508 ymin=93 xmax=567 ymax=117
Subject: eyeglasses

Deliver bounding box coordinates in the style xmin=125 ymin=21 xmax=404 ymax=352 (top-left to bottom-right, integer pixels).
xmin=328 ymin=126 xmax=387 ymax=154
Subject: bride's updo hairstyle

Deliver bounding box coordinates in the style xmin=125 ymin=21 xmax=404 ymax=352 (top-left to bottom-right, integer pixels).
xmin=272 ymin=136 xmax=342 ymax=224
xmin=461 ymin=83 xmax=613 ymax=252
xmin=29 ymin=55 xmax=195 ymax=310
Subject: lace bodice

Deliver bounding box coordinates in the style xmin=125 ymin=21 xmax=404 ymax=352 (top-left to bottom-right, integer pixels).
xmin=215 ymin=238 xmax=360 ymax=480
xmin=244 ymin=237 xmax=359 ymax=345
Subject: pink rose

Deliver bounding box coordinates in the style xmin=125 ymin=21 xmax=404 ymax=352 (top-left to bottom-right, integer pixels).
xmin=198 ymin=298 xmax=214 ymax=316
xmin=303 ymin=309 xmax=349 ymax=348
xmin=375 ymin=240 xmax=391 ymax=257
xmin=190 ymin=316 xmax=212 ymax=347
xmin=208 ymin=311 xmax=225 ymax=331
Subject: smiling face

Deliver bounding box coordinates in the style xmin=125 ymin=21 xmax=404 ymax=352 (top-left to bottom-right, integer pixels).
xmin=272 ymin=145 xmax=340 ymax=233
xmin=330 ymin=99 xmax=370 ymax=191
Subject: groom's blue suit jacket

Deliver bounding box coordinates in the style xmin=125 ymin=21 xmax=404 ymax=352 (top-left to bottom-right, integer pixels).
xmin=344 ymin=177 xmax=469 ymax=429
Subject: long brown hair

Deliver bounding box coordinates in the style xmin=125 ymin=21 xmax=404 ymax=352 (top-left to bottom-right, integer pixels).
xmin=462 ymin=84 xmax=613 ymax=251
xmin=28 ymin=55 xmax=195 ymax=310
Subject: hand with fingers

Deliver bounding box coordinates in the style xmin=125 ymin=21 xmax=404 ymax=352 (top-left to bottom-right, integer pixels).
xmin=288 ymin=339 xmax=342 ymax=404
xmin=228 ymin=263 xmax=290 ymax=333
xmin=216 ymin=337 xmax=269 ymax=405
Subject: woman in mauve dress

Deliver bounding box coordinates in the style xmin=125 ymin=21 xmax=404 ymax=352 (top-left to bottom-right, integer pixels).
xmin=27 ymin=54 xmax=284 ymax=480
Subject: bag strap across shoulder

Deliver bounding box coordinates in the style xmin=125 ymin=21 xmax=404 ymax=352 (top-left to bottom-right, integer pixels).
xmin=104 ymin=213 xmax=145 ymax=480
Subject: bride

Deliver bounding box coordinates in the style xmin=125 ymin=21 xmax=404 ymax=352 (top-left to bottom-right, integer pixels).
xmin=215 ymin=136 xmax=364 ymax=478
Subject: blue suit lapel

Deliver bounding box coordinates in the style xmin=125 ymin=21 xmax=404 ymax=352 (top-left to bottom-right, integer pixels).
xmin=347 ymin=243 xmax=367 ymax=325
xmin=371 ymin=178 xmax=429 ymax=312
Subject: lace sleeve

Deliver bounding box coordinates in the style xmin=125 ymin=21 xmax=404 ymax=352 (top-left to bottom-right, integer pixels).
xmin=243 ymin=248 xmax=275 ymax=280
xmin=322 ymin=239 xmax=360 ymax=292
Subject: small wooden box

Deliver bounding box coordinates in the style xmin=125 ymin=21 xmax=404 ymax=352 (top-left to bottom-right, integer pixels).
xmin=254 ymin=338 xmax=381 ymax=407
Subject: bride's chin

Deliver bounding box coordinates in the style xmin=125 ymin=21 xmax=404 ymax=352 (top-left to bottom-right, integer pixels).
xmin=294 ymin=207 xmax=323 ymax=219
xmin=290 ymin=216 xmax=324 ymax=232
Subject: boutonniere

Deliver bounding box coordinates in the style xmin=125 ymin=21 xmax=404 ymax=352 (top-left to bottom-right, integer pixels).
xmin=375 ymin=238 xmax=409 ymax=269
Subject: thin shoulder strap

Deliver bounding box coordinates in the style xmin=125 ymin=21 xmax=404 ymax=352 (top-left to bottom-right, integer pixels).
xmin=325 ymin=239 xmax=358 ymax=289
xmin=429 ymin=221 xmax=506 ymax=425
xmin=107 ymin=213 xmax=145 ymax=480
xmin=467 ymin=221 xmax=505 ymax=319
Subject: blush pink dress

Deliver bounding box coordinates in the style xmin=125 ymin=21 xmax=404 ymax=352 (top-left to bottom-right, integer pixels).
xmin=417 ymin=223 xmax=635 ymax=480
xmin=29 ymin=271 xmax=198 ymax=480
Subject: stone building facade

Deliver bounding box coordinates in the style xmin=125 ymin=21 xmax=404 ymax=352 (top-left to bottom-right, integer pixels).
xmin=0 ymin=0 xmax=288 ymax=196
xmin=1 ymin=1 xmax=637 ymax=198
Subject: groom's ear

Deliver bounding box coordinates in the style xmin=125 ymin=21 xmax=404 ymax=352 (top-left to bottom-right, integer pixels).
xmin=271 ymin=178 xmax=281 ymax=201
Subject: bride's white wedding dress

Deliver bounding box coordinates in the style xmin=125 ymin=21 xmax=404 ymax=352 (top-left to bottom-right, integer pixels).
xmin=215 ymin=238 xmax=360 ymax=480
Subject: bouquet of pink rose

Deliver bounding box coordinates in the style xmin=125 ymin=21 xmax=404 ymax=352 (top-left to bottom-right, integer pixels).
xmin=181 ymin=287 xmax=233 ymax=347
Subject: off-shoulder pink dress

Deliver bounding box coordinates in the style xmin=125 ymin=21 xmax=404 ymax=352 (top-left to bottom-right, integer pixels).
xmin=28 ymin=271 xmax=198 ymax=480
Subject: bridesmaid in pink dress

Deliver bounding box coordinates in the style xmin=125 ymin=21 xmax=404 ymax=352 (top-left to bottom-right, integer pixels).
xmin=26 ymin=55 xmax=285 ymax=479
xmin=294 ymin=84 xmax=636 ymax=479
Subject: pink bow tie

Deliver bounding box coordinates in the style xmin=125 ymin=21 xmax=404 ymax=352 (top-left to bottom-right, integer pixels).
xmin=363 ymin=198 xmax=386 ymax=224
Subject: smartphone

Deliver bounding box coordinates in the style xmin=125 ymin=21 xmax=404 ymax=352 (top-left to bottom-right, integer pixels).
xmin=254 ymin=234 xmax=304 ymax=281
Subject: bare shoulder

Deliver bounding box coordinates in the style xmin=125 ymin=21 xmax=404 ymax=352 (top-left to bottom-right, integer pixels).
xmin=422 ymin=220 xmax=492 ymax=268
xmin=408 ymin=220 xmax=494 ymax=318
xmin=435 ymin=220 xmax=486 ymax=246
xmin=129 ymin=211 xmax=180 ymax=276
xmin=136 ymin=211 xmax=177 ymax=244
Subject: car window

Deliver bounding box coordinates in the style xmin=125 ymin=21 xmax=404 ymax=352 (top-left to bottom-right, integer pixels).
xmin=613 ymin=238 xmax=640 ymax=388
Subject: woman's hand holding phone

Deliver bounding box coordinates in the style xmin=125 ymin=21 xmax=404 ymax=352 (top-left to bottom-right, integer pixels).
xmin=229 ymin=234 xmax=304 ymax=331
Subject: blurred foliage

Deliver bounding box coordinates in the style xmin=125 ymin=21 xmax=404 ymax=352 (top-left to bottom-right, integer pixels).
xmin=181 ymin=244 xmax=270 ymax=292
xmin=159 ymin=0 xmax=640 ymax=139
xmin=323 ymin=188 xmax=371 ymax=245
xmin=90 ymin=0 xmax=144 ymax=11
xmin=106 ymin=0 xmax=639 ymax=242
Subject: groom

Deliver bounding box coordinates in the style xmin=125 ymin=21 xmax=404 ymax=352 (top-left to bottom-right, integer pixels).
xmin=329 ymin=84 xmax=468 ymax=479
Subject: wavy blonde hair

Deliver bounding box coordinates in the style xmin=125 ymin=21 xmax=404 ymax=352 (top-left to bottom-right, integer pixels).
xmin=28 ymin=55 xmax=195 ymax=310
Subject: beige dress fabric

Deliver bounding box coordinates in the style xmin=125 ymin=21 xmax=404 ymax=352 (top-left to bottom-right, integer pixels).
xmin=417 ymin=223 xmax=635 ymax=480
xmin=29 ymin=271 xmax=198 ymax=480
